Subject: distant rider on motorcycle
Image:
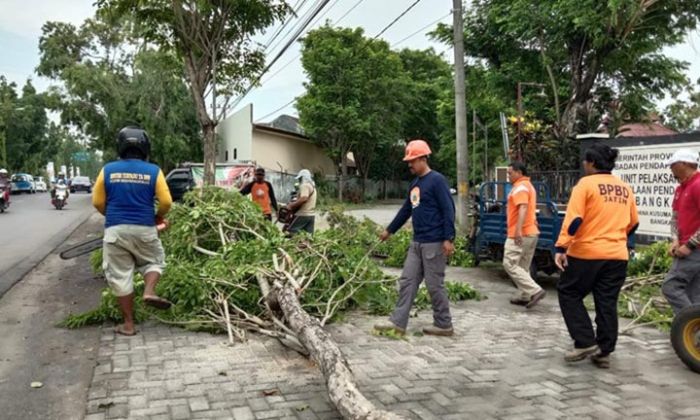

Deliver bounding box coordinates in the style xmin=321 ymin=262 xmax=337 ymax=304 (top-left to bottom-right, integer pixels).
xmin=0 ymin=169 xmax=10 ymax=205
xmin=51 ymin=172 xmax=70 ymax=202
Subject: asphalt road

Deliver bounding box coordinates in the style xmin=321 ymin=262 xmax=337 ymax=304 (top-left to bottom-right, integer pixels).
xmin=0 ymin=214 xmax=104 ymax=420
xmin=0 ymin=190 xmax=95 ymax=297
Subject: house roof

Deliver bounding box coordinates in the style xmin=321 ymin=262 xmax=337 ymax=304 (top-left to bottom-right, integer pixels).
xmin=252 ymin=123 xmax=311 ymax=142
xmin=254 ymin=114 xmax=310 ymax=141
xmin=616 ymin=121 xmax=678 ymax=138
xmin=256 ymin=114 xmax=305 ymax=134
xmin=270 ymin=114 xmax=305 ymax=135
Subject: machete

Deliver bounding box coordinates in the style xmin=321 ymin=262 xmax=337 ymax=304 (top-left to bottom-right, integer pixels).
xmin=59 ymin=221 xmax=169 ymax=260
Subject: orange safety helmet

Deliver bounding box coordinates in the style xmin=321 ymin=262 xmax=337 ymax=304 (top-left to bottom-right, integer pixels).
xmin=403 ymin=139 xmax=432 ymax=161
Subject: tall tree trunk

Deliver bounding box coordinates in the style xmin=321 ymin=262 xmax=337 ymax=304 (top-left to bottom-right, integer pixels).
xmin=202 ymin=122 xmax=217 ymax=186
xmin=183 ymin=53 xmax=216 ymax=185
xmin=538 ymin=29 xmax=561 ymax=127
xmin=560 ymin=36 xmax=610 ymax=139
xmin=339 ymin=157 xmax=347 ymax=201
xmin=361 ymin=173 xmax=367 ymax=202
xmin=561 ymin=101 xmax=581 ymax=139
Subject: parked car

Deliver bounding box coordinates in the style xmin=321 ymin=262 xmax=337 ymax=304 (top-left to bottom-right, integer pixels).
xmin=70 ymin=176 xmax=92 ymax=193
xmin=34 ymin=176 xmax=48 ymax=192
xmin=165 ymin=168 xmax=196 ymax=202
xmin=10 ymin=173 xmax=35 ymax=194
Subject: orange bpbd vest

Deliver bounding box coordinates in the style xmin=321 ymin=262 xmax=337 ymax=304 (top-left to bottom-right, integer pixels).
xmin=251 ymin=182 xmax=272 ymax=215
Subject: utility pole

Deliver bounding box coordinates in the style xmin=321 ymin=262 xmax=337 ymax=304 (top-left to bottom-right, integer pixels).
xmin=516 ymin=82 xmax=523 ymax=161
xmin=472 ymin=109 xmax=477 ymax=182
xmin=484 ymin=125 xmax=489 ymax=181
xmin=453 ymin=0 xmax=469 ymax=232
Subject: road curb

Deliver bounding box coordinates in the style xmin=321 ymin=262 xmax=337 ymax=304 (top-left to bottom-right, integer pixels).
xmin=0 ymin=207 xmax=96 ymax=298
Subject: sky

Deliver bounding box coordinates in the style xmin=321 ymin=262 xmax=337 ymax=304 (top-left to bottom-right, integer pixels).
xmin=1 ymin=0 xmax=699 ymax=124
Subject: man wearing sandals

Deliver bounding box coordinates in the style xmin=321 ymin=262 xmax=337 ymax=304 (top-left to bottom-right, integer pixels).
xmin=92 ymin=126 xmax=173 ymax=336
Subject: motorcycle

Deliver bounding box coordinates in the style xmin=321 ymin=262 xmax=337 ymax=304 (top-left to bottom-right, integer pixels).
xmin=52 ymin=184 xmax=68 ymax=210
xmin=277 ymin=185 xmax=300 ymax=232
xmin=0 ymin=185 xmax=9 ymax=213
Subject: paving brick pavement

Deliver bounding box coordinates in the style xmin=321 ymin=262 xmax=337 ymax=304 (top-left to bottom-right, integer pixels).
xmin=85 ymin=266 xmax=700 ymax=419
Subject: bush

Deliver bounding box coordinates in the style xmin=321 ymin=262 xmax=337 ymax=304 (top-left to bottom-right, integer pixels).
xmin=606 ymin=241 xmax=674 ymax=332
xmin=627 ymin=241 xmax=672 ymax=277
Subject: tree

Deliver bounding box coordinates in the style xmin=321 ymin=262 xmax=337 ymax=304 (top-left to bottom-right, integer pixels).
xmin=96 ymin=0 xmax=291 ymax=185
xmin=297 ymin=26 xmax=407 ymax=199
xmin=129 ymin=50 xmax=203 ymax=172
xmin=47 ymin=124 xmax=103 ymax=179
xmin=349 ymin=37 xmax=407 ymax=197
xmin=0 ymin=76 xmax=19 ymax=168
xmin=433 ymin=0 xmax=700 ymax=167
xmin=665 ymin=80 xmax=700 ymax=132
xmin=3 ymin=80 xmax=49 ymax=173
xmin=396 ymin=48 xmax=454 ymax=175
xmin=38 ymin=16 xmax=202 ymax=170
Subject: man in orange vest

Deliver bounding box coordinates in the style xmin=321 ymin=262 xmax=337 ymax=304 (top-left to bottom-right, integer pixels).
xmin=240 ymin=167 xmax=278 ymax=221
xmin=504 ymin=161 xmax=546 ymax=308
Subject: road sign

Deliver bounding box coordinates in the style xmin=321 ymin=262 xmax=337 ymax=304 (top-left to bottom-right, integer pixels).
xmin=72 ymin=151 xmax=90 ymax=162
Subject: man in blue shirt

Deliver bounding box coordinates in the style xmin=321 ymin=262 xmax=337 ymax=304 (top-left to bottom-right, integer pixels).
xmin=92 ymin=126 xmax=173 ymax=336
xmin=375 ymin=140 xmax=455 ymax=336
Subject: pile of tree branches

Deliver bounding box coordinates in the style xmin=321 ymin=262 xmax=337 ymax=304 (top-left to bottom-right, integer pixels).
xmin=65 ymin=188 xmax=481 ymax=333
xmin=618 ymin=242 xmax=674 ymax=333
xmin=322 ymin=207 xmax=475 ymax=269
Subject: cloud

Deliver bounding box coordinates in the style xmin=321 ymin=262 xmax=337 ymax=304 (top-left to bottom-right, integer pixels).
xmin=0 ymin=0 xmax=94 ymax=39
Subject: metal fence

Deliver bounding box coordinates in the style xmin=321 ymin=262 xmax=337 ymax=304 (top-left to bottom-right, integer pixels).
xmin=530 ymin=170 xmax=580 ymax=204
xmin=265 ymin=170 xmax=297 ymax=203
xmin=319 ymin=177 xmax=410 ymax=202
xmin=265 ymin=171 xmax=409 ymax=204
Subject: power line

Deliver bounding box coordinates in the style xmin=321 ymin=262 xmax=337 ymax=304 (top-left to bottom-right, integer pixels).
xmin=391 ymin=12 xmax=450 ymax=48
xmin=335 ymin=0 xmax=365 ymax=24
xmin=256 ymin=98 xmax=298 ymax=122
xmin=373 ymin=0 xmax=422 ymax=40
xmin=260 ymin=56 xmax=300 ymax=86
xmin=259 ymin=0 xmax=366 ymax=86
xmin=228 ymin=0 xmax=334 ymax=111
xmin=255 ymin=0 xmax=428 ymax=121
xmin=267 ymin=0 xmax=319 ymax=54
xmin=307 ymin=0 xmax=342 ymax=28
xmin=262 ymin=0 xmax=309 ymax=51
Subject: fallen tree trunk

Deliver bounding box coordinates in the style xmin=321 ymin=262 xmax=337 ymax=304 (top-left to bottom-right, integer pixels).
xmin=262 ymin=271 xmax=405 ymax=420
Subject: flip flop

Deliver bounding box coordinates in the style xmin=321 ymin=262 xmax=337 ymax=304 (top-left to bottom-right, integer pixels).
xmin=143 ymin=296 xmax=172 ymax=310
xmin=114 ymin=325 xmax=137 ymax=336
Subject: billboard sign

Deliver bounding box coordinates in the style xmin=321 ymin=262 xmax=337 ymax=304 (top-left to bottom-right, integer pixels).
xmin=190 ymin=164 xmax=255 ymax=190
xmin=611 ymin=140 xmax=700 ymax=238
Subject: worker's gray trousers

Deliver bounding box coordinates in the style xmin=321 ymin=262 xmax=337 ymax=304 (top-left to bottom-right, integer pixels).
xmin=390 ymin=241 xmax=453 ymax=330
xmin=662 ymin=249 xmax=700 ymax=315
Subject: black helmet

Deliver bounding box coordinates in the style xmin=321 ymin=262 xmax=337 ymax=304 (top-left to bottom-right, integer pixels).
xmin=117 ymin=126 xmax=150 ymax=159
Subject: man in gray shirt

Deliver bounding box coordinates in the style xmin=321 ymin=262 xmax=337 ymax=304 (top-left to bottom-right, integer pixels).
xmin=286 ymin=169 xmax=317 ymax=235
